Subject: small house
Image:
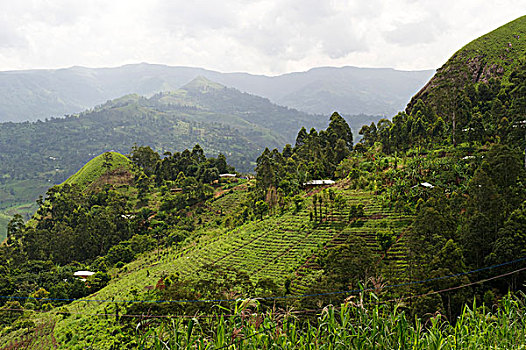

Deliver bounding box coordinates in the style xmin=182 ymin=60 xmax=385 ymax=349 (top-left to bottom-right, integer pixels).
xmin=411 ymin=182 xmax=435 ymax=189
xmin=74 ymin=270 xmax=95 ymax=282
xmin=303 ymin=179 xmax=335 ymax=190
xmin=219 ymin=173 xmax=238 ymax=183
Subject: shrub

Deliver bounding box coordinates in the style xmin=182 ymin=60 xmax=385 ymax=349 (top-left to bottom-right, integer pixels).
xmin=106 ymin=244 xmax=135 ymax=265
xmin=87 ymin=272 xmax=111 ymax=292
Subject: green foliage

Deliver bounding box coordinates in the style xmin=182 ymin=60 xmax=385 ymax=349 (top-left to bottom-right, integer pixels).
xmin=87 ymin=272 xmax=111 ymax=291
xmin=106 ymin=244 xmax=135 ymax=266
xmin=397 ymin=17 xmax=526 ymax=151
xmin=134 ymin=294 xmax=526 ymax=349
xmin=255 ymin=112 xmax=353 ymax=196
xmin=376 ymin=230 xmax=395 ymax=252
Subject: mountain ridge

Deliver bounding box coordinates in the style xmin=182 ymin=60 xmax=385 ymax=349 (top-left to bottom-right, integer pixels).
xmin=0 ymin=63 xmax=433 ymax=122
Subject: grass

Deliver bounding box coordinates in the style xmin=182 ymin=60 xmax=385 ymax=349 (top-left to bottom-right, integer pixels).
xmin=62 ymin=151 xmax=131 ymax=189
xmin=459 ymin=15 xmax=526 ymax=78
xmin=0 ymin=152 xmax=131 ymax=240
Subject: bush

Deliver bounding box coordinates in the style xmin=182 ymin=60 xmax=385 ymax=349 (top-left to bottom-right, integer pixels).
xmin=129 ymin=234 xmax=156 ymax=255
xmin=106 ymin=244 xmax=135 ymax=265
xmin=11 ymin=318 xmax=35 ymax=331
xmin=90 ymin=256 xmax=108 ymax=272
xmin=376 ymin=230 xmax=395 ymax=252
xmin=0 ymin=301 xmax=23 ymax=325
xmin=87 ymin=272 xmax=111 ymax=291
xmin=167 ymin=230 xmax=190 ymax=246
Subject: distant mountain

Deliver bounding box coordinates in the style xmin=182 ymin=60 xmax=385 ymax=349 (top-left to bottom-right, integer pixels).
xmin=0 ymin=64 xmax=433 ymax=122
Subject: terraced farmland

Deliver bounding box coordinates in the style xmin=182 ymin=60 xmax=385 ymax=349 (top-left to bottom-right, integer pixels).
xmin=288 ymin=189 xmax=414 ymax=294
xmin=51 ymin=184 xmax=409 ymax=316
xmin=103 ymin=184 xmax=413 ymax=300
xmin=46 ymin=183 xmax=416 ymax=345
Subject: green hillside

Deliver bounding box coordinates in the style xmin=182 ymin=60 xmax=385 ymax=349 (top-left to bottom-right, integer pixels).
xmin=407 ymin=15 xmax=526 ymax=115
xmin=1 ymin=17 xmax=526 ymax=349
xmin=62 ymin=152 xmax=131 ymax=189
xmin=361 ymin=16 xmax=526 ymax=154
xmin=0 ymin=63 xmax=432 ymax=123
xmin=0 ymin=175 xmax=415 ymax=348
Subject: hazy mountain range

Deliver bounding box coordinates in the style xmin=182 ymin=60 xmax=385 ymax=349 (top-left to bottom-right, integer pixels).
xmin=0 ymin=64 xmax=433 ymax=122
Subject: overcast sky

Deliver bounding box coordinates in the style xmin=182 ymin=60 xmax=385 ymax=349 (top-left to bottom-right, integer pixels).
xmin=0 ymin=1 xmax=524 ymax=75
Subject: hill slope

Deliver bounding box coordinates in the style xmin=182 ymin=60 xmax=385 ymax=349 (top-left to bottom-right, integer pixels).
xmin=0 ymin=64 xmax=433 ymax=122
xmin=62 ymin=151 xmax=132 ymax=190
xmin=0 ymin=77 xmax=322 ymax=182
xmin=0 ymin=179 xmax=413 ymax=349
xmin=406 ymin=15 xmax=526 ymax=114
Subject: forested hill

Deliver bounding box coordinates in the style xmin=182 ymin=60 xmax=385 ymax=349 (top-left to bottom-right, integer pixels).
xmin=0 ymin=77 xmax=380 ymax=239
xmin=0 ymin=77 xmax=322 ymax=184
xmin=359 ymin=16 xmax=526 ymax=152
xmin=0 ymin=77 xmax=323 ymax=238
xmin=405 ymin=15 xmax=525 ymax=130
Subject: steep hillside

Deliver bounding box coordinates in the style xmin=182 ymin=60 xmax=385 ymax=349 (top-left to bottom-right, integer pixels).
xmin=0 ymin=176 xmax=414 ymax=349
xmin=406 ymin=15 xmax=526 ymax=115
xmin=359 ymin=16 xmax=526 ymax=153
xmin=0 ymin=64 xmax=432 ymax=122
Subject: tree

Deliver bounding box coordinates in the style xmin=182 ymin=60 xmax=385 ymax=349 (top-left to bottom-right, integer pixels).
xmin=191 ymin=144 xmax=206 ymax=163
xmin=491 ymin=201 xmax=526 ymax=290
xmin=130 ymin=145 xmax=160 ymax=176
xmin=282 ymin=144 xmax=293 ymax=158
xmin=255 ymin=148 xmax=275 ymax=190
xmin=106 ymin=244 xmax=135 ymax=265
xmin=295 ymin=127 xmax=308 ymax=148
xmin=255 ymin=200 xmax=269 ymax=220
xmin=327 ymin=112 xmax=353 ymax=150
xmin=333 ymin=139 xmax=350 ymax=164
xmin=292 ymin=195 xmax=303 ymax=213
xmin=136 ymin=171 xmax=152 ymax=204
xmin=313 ymin=195 xmax=318 ymax=221
xmin=102 ymin=151 xmax=113 ymax=171
xmin=6 ymin=214 xmax=24 ymax=247
xmin=376 ymin=230 xmax=395 ymax=253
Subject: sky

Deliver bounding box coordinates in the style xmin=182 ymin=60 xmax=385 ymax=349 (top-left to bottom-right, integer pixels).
xmin=0 ymin=0 xmax=524 ymax=75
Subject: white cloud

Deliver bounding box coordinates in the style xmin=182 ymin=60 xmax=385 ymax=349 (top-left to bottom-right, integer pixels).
xmin=0 ymin=0 xmax=524 ymax=74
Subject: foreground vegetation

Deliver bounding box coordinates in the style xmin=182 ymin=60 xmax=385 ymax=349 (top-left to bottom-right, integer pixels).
xmin=134 ymin=293 xmax=526 ymax=349
xmin=4 ymin=292 xmax=526 ymax=349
